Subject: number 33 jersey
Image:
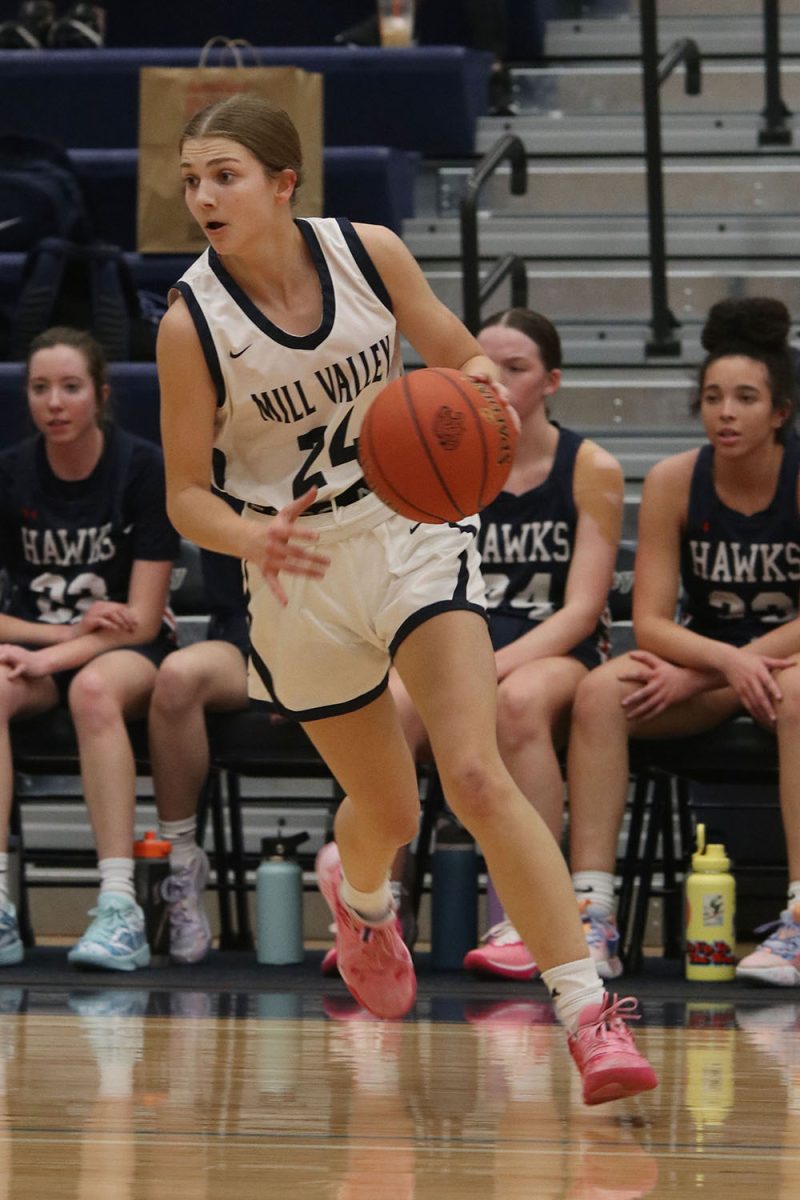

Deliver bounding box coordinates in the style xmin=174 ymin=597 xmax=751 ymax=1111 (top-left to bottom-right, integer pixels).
xmin=172 ymin=216 xmax=402 ymax=524
xmin=0 ymin=427 xmax=179 ymax=626
xmin=680 ymin=434 xmax=800 ymax=644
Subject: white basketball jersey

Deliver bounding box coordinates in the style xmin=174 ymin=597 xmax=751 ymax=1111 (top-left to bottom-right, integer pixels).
xmin=172 ymin=217 xmax=402 ymax=521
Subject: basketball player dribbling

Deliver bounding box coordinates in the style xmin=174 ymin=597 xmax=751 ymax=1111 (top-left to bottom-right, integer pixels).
xmin=156 ymin=93 xmax=656 ymax=1104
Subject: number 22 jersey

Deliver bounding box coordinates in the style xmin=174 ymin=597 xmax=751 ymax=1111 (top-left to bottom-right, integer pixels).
xmin=0 ymin=426 xmax=179 ymax=627
xmin=680 ymin=434 xmax=800 ymax=645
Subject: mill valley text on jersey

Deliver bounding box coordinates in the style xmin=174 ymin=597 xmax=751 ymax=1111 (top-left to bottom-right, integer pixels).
xmin=249 ymin=335 xmax=393 ymax=425
xmin=173 ymin=217 xmax=403 ymax=516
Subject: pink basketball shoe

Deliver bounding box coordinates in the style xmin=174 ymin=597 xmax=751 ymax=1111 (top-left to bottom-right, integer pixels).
xmin=568 ymin=993 xmax=658 ymax=1106
xmin=315 ymin=841 xmax=416 ymax=1020
xmin=462 ymin=919 xmax=539 ymax=981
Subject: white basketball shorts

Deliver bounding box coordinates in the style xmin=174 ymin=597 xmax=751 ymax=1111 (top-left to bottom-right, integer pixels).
xmin=245 ymin=508 xmax=487 ymax=720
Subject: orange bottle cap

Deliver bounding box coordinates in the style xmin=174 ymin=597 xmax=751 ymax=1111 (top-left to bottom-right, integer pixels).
xmin=133 ymin=830 xmax=172 ymax=857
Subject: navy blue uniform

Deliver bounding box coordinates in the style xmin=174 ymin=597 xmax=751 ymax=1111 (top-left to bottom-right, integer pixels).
xmin=478 ymin=425 xmax=609 ymax=669
xmin=680 ymin=435 xmax=800 ymax=646
xmin=0 ymin=427 xmax=179 ymax=669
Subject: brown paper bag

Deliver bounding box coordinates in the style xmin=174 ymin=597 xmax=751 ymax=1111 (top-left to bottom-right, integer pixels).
xmin=137 ymin=46 xmax=324 ymax=254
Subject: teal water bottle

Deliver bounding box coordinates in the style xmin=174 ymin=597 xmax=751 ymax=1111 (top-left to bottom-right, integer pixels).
xmin=256 ymin=826 xmax=309 ymax=965
xmin=431 ymin=815 xmax=478 ymax=969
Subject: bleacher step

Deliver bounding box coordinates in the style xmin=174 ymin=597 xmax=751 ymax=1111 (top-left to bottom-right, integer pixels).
xmin=422 ymin=260 xmax=800 ymax=324
xmin=419 ymin=157 xmax=800 ymax=219
xmin=545 ymin=14 xmax=800 ymax=58
xmin=508 ymin=60 xmax=800 ymax=118
xmin=476 ymin=111 xmax=798 ymax=155
xmin=404 ymin=214 xmax=800 ymax=261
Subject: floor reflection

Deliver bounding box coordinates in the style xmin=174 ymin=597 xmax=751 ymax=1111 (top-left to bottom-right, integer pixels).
xmin=0 ymin=985 xmax=796 ymax=1197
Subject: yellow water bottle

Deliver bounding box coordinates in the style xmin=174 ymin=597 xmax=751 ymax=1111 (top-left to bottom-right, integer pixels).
xmin=685 ymin=824 xmax=736 ymax=982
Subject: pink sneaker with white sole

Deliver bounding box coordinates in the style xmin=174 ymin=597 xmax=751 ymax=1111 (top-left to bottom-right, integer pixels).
xmin=315 ymin=841 xmax=416 ymax=1020
xmin=568 ymin=993 xmax=658 ymax=1106
xmin=463 ymin=919 xmax=539 ymax=981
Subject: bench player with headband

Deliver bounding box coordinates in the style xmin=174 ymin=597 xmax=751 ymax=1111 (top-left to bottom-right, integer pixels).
xmin=157 ymin=93 xmax=656 ymax=1104
xmin=0 ymin=325 xmax=179 ymax=971
xmin=566 ymin=296 xmax=800 ymax=987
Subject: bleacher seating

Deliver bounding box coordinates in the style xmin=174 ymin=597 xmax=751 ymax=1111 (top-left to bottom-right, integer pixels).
xmin=0 ymin=46 xmax=492 ymax=155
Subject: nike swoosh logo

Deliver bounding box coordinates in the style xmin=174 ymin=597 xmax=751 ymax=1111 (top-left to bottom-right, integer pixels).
xmin=229 ymin=345 xmax=252 ymax=359
xmin=0 ymin=217 xmax=22 ymax=232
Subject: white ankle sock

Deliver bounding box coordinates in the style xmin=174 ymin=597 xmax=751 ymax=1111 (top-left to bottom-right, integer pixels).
xmin=0 ymin=853 xmax=8 ymax=907
xmin=541 ymin=957 xmax=606 ymax=1032
xmin=98 ymin=857 xmax=136 ymax=901
xmin=572 ymin=870 xmax=616 ymax=917
xmin=788 ymin=880 xmax=800 ymax=909
xmin=158 ymin=817 xmax=198 ymax=870
xmin=340 ymin=873 xmax=393 ymax=923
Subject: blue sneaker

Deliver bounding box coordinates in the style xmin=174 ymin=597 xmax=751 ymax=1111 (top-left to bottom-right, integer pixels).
xmin=736 ymin=904 xmax=800 ymax=986
xmin=68 ymin=893 xmax=150 ymax=972
xmin=0 ymin=901 xmax=23 ymax=966
xmin=580 ymin=900 xmax=623 ymax=980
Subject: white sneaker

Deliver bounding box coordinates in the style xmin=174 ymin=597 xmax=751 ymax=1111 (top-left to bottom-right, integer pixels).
xmin=163 ymin=847 xmax=212 ymax=964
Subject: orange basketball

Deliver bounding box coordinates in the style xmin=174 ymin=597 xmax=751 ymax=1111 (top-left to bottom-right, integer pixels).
xmin=357 ymin=368 xmax=518 ymax=523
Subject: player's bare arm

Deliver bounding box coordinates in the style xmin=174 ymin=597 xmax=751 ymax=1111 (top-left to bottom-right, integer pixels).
xmin=354 ymin=224 xmax=499 ymax=380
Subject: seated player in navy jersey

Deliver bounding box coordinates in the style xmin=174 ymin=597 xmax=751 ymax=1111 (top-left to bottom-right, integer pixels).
xmin=389 ymin=308 xmax=626 ymax=981
xmin=0 ymin=326 xmax=179 ymax=971
xmin=567 ymin=296 xmax=800 ymax=985
xmin=148 ymin=546 xmax=249 ymax=964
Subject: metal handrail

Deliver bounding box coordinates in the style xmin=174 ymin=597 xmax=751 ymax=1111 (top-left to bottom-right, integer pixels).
xmin=640 ymin=0 xmax=702 ymax=358
xmin=460 ymin=133 xmax=527 ymax=334
xmin=479 ymin=253 xmax=528 ymax=314
xmin=760 ymin=0 xmax=792 ymax=146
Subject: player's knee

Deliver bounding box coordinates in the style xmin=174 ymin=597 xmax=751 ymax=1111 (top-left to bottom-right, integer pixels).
xmin=439 ymin=756 xmax=505 ymax=827
xmin=496 ymin=682 xmax=547 ymax=750
xmin=150 ymin=655 xmax=199 ymax=717
xmin=67 ymin=667 xmax=122 ymax=732
xmin=571 ymin=662 xmax=619 ymax=729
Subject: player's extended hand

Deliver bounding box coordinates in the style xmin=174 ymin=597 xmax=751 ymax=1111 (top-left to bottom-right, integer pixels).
xmin=618 ymin=650 xmax=706 ymax=723
xmin=465 ymin=371 xmax=521 ymax=434
xmin=74 ymin=601 xmax=138 ymax=636
xmin=721 ymin=645 xmax=795 ymax=725
xmin=0 ymin=644 xmax=50 ymax=680
xmin=245 ymin=488 xmax=331 ymax=606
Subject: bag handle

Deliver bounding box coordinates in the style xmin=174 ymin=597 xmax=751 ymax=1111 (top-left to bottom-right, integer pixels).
xmin=228 ymin=38 xmax=262 ymax=66
xmin=198 ymin=36 xmax=261 ymax=68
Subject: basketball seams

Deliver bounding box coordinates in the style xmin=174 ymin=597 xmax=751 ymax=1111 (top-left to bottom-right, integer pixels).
xmin=402 ymin=374 xmax=467 ymax=520
xmin=358 ymin=384 xmax=445 ymax=523
xmin=357 ymin=367 xmax=515 ymax=523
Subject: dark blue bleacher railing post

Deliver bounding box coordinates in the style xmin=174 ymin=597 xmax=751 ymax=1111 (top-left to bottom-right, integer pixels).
xmin=640 ymin=0 xmax=701 ymax=359
xmin=459 ymin=133 xmax=527 ymax=335
xmin=759 ymin=0 xmax=793 ymax=147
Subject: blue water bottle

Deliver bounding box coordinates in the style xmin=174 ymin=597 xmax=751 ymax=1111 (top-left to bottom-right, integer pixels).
xmin=256 ymin=825 xmax=309 ymax=965
xmin=431 ymin=814 xmax=478 ymax=969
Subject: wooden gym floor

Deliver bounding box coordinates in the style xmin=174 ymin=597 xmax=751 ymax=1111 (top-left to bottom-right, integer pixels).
xmin=0 ymin=951 xmax=797 ymax=1198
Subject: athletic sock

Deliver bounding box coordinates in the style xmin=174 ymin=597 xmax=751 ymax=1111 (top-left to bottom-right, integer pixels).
xmin=572 ymin=870 xmax=616 ymax=917
xmin=158 ymin=816 xmax=198 ymax=871
xmin=0 ymin=853 xmax=9 ymax=906
xmin=340 ymin=873 xmax=393 ymax=924
xmin=541 ymin=957 xmax=606 ymax=1032
xmin=788 ymin=881 xmax=800 ymax=912
xmin=98 ymin=857 xmax=136 ymax=902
